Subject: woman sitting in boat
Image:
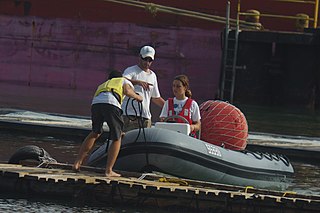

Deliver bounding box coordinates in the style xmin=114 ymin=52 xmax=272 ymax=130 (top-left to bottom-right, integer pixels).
xmin=160 ymin=74 xmax=201 ymax=138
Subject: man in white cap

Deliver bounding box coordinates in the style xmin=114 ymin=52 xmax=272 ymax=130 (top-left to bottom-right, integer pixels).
xmin=122 ymin=45 xmax=165 ymax=131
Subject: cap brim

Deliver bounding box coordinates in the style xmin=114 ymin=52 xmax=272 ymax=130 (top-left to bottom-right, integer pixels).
xmin=141 ymin=54 xmax=154 ymax=60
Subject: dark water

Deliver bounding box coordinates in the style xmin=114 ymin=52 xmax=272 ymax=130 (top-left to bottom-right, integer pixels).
xmin=241 ymin=105 xmax=320 ymax=195
xmin=0 ymin=195 xmax=169 ymax=213
xmin=0 ymin=197 xmax=149 ymax=213
xmin=239 ymin=104 xmax=320 ymax=137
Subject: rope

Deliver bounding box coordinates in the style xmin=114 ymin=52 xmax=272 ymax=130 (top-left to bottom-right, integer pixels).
xmin=200 ymin=100 xmax=248 ymax=150
xmin=244 ymin=186 xmax=254 ymax=193
xmin=158 ymin=177 xmax=189 ymax=186
xmin=37 ymin=148 xmax=57 ymax=168
xmin=125 ymin=97 xmax=144 ymax=142
xmin=99 ymin=0 xmax=259 ymax=29
xmin=124 ymin=97 xmax=149 ymax=165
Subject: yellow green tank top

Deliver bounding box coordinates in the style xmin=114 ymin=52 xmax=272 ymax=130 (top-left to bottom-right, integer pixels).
xmin=94 ymin=77 xmax=124 ymax=103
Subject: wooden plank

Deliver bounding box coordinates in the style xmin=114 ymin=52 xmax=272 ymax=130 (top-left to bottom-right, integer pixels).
xmin=0 ymin=163 xmax=320 ymax=212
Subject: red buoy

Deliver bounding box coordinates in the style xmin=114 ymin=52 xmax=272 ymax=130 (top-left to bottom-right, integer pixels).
xmin=199 ymin=100 xmax=248 ymax=150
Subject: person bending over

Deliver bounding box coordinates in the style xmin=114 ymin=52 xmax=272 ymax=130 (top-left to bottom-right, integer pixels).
xmin=73 ymin=70 xmax=143 ymax=177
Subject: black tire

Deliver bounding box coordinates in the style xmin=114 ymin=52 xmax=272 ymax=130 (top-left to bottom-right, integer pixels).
xmin=8 ymin=145 xmax=54 ymax=164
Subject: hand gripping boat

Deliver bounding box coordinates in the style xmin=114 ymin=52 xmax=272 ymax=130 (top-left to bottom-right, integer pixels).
xmin=87 ymin=124 xmax=294 ymax=190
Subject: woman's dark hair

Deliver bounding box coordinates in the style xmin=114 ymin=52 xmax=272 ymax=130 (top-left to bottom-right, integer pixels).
xmin=174 ymin=74 xmax=192 ymax=98
xmin=108 ymin=70 xmax=122 ymax=80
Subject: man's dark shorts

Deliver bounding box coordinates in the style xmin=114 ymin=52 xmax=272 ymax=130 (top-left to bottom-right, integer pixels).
xmin=91 ymin=103 xmax=124 ymax=141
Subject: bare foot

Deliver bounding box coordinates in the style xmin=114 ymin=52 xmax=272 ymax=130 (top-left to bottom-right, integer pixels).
xmin=72 ymin=162 xmax=81 ymax=172
xmin=105 ymin=171 xmax=121 ymax=177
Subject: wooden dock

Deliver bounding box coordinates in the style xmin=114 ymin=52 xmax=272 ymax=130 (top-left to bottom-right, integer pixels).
xmin=0 ymin=162 xmax=320 ymax=212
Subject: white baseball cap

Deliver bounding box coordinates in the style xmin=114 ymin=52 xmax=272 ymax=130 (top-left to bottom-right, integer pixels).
xmin=140 ymin=46 xmax=155 ymax=60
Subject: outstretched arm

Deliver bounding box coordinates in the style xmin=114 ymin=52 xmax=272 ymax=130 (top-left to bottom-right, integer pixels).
xmin=123 ymin=84 xmax=143 ymax=102
xmin=124 ymin=77 xmax=152 ymax=91
xmin=152 ymin=97 xmax=165 ymax=107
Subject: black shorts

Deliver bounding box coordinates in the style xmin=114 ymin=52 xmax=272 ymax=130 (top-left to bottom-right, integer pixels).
xmin=91 ymin=103 xmax=124 ymax=140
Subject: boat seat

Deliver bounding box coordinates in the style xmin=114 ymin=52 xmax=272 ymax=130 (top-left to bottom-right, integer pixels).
xmin=154 ymin=122 xmax=191 ymax=135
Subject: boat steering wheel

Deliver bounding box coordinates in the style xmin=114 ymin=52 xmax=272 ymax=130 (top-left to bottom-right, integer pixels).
xmin=163 ymin=115 xmax=189 ymax=124
xmin=163 ymin=115 xmax=200 ymax=139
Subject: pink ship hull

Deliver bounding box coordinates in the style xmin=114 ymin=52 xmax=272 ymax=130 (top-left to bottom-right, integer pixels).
xmin=0 ymin=14 xmax=221 ymax=117
xmin=0 ymin=0 xmax=317 ymax=116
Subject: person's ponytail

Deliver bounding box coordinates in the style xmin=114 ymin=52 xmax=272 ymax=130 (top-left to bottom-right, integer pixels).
xmin=174 ymin=74 xmax=192 ymax=98
xmin=185 ymin=89 xmax=192 ymax=98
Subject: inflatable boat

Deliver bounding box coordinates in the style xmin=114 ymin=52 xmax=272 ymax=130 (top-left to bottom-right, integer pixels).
xmin=87 ymin=125 xmax=294 ymax=190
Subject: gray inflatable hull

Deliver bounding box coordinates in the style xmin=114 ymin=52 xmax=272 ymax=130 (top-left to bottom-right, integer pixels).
xmin=88 ymin=128 xmax=294 ymax=190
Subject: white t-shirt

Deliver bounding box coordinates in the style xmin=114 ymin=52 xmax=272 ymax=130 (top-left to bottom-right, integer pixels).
xmin=121 ymin=65 xmax=161 ymax=119
xmin=92 ymin=78 xmax=133 ymax=109
xmin=160 ymin=97 xmax=201 ymax=122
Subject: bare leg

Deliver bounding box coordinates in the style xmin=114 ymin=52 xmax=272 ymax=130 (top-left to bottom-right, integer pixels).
xmin=73 ymin=131 xmax=100 ymax=171
xmin=105 ymin=138 xmax=121 ymax=177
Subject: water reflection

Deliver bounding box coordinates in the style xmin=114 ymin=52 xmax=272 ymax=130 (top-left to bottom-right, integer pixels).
xmin=290 ymin=162 xmax=320 ymax=195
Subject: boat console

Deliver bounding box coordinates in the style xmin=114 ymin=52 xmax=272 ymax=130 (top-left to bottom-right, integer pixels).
xmin=154 ymin=122 xmax=191 ymax=135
